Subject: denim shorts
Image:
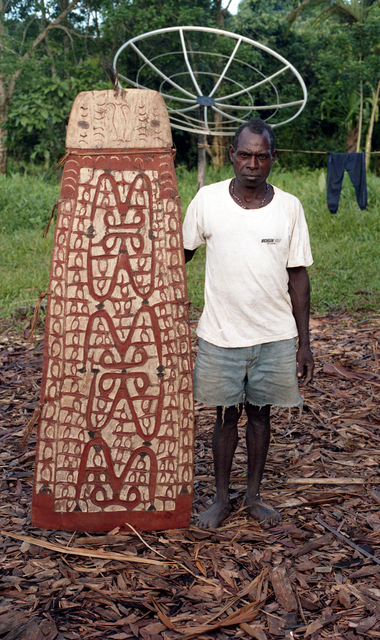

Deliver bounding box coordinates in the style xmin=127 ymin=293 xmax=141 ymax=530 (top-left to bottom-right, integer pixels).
xmin=193 ymin=337 xmax=302 ymax=408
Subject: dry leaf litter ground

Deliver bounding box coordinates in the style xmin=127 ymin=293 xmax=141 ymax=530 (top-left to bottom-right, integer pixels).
xmin=1 ymin=312 xmax=380 ymax=640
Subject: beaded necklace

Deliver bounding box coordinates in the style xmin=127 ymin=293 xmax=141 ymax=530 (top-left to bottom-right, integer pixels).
xmin=231 ymin=178 xmax=270 ymax=209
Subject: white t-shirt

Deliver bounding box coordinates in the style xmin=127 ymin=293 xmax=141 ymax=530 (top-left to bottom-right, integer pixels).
xmin=182 ymin=179 xmax=313 ymax=348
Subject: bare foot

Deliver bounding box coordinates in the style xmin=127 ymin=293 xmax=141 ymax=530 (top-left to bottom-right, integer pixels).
xmin=197 ymin=502 xmax=230 ymax=529
xmin=243 ymin=497 xmax=282 ymax=525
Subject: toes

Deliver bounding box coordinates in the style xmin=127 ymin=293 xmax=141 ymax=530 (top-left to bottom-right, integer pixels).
xmin=271 ymin=510 xmax=282 ymax=525
xmin=197 ymin=503 xmax=230 ymax=529
xmin=261 ymin=508 xmax=282 ymax=525
xmin=197 ymin=515 xmax=213 ymax=529
xmin=262 ymin=511 xmax=281 ymax=526
xmin=245 ymin=500 xmax=282 ymax=525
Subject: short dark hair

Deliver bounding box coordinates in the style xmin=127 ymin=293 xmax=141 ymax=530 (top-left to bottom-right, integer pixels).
xmin=233 ymin=119 xmax=276 ymax=155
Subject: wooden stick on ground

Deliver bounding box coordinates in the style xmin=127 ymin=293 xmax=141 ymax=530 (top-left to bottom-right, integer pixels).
xmin=315 ymin=516 xmax=380 ymax=566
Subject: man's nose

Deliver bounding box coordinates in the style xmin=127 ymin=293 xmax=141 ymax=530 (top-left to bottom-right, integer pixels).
xmin=247 ymin=155 xmax=259 ymax=168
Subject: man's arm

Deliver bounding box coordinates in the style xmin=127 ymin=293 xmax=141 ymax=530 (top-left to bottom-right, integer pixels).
xmin=287 ymin=266 xmax=314 ymax=384
xmin=184 ymin=248 xmax=197 ymax=263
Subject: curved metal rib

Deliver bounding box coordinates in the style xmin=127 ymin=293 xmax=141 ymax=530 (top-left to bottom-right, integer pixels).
xmin=179 ymin=28 xmax=202 ymax=96
xmin=214 ymin=65 xmax=290 ymax=103
xmin=209 ymin=37 xmax=242 ymax=98
xmin=129 ymin=41 xmax=197 ymax=99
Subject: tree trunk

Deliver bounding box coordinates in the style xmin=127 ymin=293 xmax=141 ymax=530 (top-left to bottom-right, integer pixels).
xmin=41 ymin=0 xmax=58 ymax=78
xmin=197 ymin=105 xmax=208 ymax=190
xmin=346 ymin=128 xmax=358 ymax=153
xmin=356 ymin=81 xmax=363 ymax=153
xmin=197 ymin=133 xmax=207 ymax=191
xmin=0 ymin=76 xmax=8 ymax=174
xmin=0 ymin=69 xmax=22 ymax=174
xmin=365 ymin=78 xmax=380 ymax=171
xmin=215 ymin=0 xmax=233 ymax=27
xmin=211 ymin=109 xmax=227 ymax=170
xmin=215 ymin=0 xmax=224 ymax=26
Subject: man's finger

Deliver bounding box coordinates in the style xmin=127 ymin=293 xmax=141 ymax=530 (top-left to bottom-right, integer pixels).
xmin=297 ymin=360 xmax=305 ymax=378
xmin=297 ymin=358 xmax=314 ymax=384
xmin=304 ymin=366 xmax=313 ymax=384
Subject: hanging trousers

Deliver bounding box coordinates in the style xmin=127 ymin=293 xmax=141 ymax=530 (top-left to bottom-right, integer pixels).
xmin=326 ymin=152 xmax=367 ymax=214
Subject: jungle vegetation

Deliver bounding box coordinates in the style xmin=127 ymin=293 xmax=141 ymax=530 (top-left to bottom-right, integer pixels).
xmin=1 ymin=0 xmax=379 ymax=173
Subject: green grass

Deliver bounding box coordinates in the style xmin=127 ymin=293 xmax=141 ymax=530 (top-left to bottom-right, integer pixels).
xmin=0 ymin=230 xmax=54 ymax=315
xmin=0 ymin=172 xmax=60 ymax=234
xmin=1 ymin=165 xmax=380 ymax=318
xmin=0 ymin=172 xmax=58 ymax=317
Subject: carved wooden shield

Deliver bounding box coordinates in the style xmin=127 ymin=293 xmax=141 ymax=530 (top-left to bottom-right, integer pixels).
xmin=32 ymin=89 xmax=194 ymax=531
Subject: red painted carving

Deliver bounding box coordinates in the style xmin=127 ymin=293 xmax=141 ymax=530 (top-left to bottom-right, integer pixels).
xmin=32 ymin=145 xmax=194 ymax=531
xmin=87 ymin=173 xmax=155 ymax=301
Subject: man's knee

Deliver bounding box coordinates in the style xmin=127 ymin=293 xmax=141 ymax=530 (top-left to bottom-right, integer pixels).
xmin=245 ymin=402 xmax=270 ymax=418
xmin=245 ymin=403 xmax=271 ymax=430
xmin=216 ymin=404 xmax=243 ymax=427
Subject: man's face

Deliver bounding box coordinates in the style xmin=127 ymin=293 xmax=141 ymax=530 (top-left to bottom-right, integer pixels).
xmin=229 ymin=128 xmax=277 ymax=189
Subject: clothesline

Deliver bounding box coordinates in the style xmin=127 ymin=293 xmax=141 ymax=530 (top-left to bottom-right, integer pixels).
xmin=277 ymin=149 xmax=380 ymax=155
xmin=277 ymin=149 xmax=326 ymax=154
xmin=200 ymin=142 xmax=380 ymax=155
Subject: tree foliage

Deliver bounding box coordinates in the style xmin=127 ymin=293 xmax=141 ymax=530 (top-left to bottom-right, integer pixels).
xmin=0 ymin=0 xmax=96 ymax=170
xmin=230 ymin=0 xmax=380 ymax=169
xmin=283 ymin=0 xmax=380 ymax=159
xmin=1 ymin=0 xmax=380 ymax=173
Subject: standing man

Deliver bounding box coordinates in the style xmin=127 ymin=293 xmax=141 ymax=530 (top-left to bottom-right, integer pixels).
xmin=183 ymin=118 xmax=313 ymax=530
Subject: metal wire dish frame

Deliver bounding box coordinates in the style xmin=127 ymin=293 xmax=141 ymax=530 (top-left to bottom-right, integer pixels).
xmin=113 ymin=26 xmax=308 ymax=136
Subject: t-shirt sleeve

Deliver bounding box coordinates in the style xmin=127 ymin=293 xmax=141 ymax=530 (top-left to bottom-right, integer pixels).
xmin=287 ymin=200 xmax=313 ymax=268
xmin=182 ymin=192 xmax=206 ymax=250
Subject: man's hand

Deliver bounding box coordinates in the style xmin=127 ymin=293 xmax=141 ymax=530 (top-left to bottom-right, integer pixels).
xmin=297 ymin=343 xmax=314 ymax=384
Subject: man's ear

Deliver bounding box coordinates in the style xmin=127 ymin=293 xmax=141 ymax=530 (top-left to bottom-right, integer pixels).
xmin=271 ymin=149 xmax=277 ymax=165
xmin=229 ymin=144 xmax=235 ymax=163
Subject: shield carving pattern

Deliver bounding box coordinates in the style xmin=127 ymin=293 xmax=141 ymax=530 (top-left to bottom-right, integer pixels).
xmin=32 ymin=90 xmax=194 ymax=531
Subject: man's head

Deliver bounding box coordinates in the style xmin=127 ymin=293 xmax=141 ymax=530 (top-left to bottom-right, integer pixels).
xmin=229 ymin=119 xmax=277 ymax=190
xmin=233 ymin=119 xmax=276 ymax=156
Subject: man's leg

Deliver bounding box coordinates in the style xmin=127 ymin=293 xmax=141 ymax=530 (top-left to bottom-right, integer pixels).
xmin=244 ymin=403 xmax=282 ymax=525
xmin=198 ymin=403 xmax=243 ymax=529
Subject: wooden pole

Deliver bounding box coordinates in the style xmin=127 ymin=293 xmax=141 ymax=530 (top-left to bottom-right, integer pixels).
xmin=197 ymin=106 xmax=207 ymax=191
xmin=356 ymin=80 xmax=363 ymax=153
xmin=365 ymin=78 xmax=380 ymax=171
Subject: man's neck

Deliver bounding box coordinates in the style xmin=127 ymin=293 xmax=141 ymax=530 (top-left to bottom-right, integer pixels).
xmin=230 ymin=178 xmax=271 ymax=210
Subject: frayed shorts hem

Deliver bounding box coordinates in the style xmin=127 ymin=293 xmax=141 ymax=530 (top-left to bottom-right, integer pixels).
xmin=194 ymin=396 xmax=303 ymax=410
